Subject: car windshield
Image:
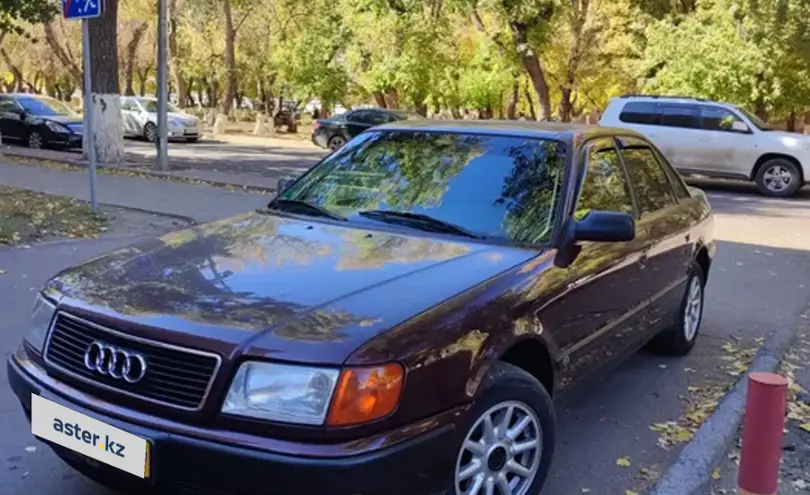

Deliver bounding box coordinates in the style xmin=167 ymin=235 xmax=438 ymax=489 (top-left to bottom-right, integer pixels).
xmin=735 ymin=106 xmax=772 ymax=131
xmin=138 ymin=99 xmax=180 ymax=113
xmin=17 ymin=97 xmax=75 ymax=116
xmin=278 ymin=131 xmax=566 ymax=245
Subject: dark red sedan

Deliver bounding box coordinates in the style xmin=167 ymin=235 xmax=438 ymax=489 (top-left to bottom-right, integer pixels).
xmin=9 ymin=121 xmax=715 ymax=495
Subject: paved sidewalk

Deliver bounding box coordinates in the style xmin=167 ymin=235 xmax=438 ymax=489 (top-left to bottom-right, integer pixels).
xmin=0 ymin=134 xmax=325 ymax=192
xmin=0 ymin=160 xmax=268 ymax=223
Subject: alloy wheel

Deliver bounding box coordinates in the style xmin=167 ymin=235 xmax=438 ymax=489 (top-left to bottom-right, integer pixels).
xmin=762 ymin=165 xmax=794 ymax=193
xmin=455 ymin=401 xmax=542 ymax=495
xmin=328 ymin=137 xmax=345 ymax=151
xmin=683 ymin=276 xmax=703 ymax=341
xmin=28 ymin=132 xmax=43 ymax=149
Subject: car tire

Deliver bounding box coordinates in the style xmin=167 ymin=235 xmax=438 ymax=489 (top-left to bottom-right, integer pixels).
xmin=754 ymin=158 xmax=802 ymax=197
xmin=650 ymin=264 xmax=705 ymax=356
xmin=449 ymin=361 xmax=555 ymax=495
xmin=143 ymin=122 xmax=158 ymax=143
xmin=328 ymin=136 xmax=346 ymax=152
xmin=27 ymin=130 xmax=45 ymax=149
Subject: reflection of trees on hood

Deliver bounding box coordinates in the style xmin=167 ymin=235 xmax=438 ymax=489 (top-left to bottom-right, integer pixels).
xmin=499 ymin=140 xmax=565 ymax=245
xmin=336 ymin=229 xmax=470 ymax=270
xmin=301 ymin=132 xmax=485 ymax=213
xmin=48 ymin=215 xmax=368 ymax=341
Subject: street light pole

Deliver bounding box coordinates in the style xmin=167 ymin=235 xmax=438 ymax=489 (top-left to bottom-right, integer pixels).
xmin=156 ymin=0 xmax=169 ymax=171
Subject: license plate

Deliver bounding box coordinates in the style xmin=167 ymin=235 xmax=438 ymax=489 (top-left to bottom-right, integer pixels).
xmin=31 ymin=394 xmax=150 ymax=478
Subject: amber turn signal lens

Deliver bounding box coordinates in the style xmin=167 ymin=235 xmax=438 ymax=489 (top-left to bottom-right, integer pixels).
xmin=326 ymin=363 xmax=404 ymax=426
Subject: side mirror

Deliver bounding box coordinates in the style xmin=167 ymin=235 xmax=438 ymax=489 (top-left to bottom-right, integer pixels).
xmin=731 ymin=121 xmax=750 ymax=133
xmin=573 ymin=210 xmax=635 ymax=243
xmin=277 ymin=177 xmax=295 ymax=193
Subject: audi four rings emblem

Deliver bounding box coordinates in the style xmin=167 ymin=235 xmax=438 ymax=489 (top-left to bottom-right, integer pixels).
xmin=83 ymin=341 xmax=147 ymax=384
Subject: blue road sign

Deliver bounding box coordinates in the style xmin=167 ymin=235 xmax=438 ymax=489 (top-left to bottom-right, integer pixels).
xmin=62 ymin=0 xmax=103 ymax=19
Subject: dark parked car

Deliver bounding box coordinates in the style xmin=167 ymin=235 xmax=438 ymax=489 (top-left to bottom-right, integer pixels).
xmin=0 ymin=93 xmax=83 ymax=149
xmin=311 ymin=107 xmax=413 ymax=151
xmin=9 ymin=121 xmax=715 ymax=495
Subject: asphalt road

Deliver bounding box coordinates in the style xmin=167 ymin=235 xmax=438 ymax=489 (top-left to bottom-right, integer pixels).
xmin=1 ymin=181 xmax=809 ymax=495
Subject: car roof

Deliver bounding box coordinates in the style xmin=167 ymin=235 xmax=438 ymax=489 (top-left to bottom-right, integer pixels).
xmin=374 ymin=119 xmax=646 ymax=143
xmin=2 ymin=93 xmax=55 ymax=99
xmin=615 ymin=94 xmax=733 ymax=108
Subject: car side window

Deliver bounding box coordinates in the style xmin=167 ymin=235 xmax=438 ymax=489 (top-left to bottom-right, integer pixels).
xmin=699 ymin=106 xmax=746 ymax=132
xmin=620 ymin=144 xmax=679 ymax=217
xmin=346 ymin=111 xmax=368 ymax=124
xmin=0 ymin=98 xmax=21 ymax=112
xmin=366 ymin=112 xmax=389 ymax=125
xmin=121 ymin=100 xmax=137 ymax=112
xmin=619 ymin=101 xmax=658 ymax=125
xmin=659 ymin=104 xmax=699 ymax=129
xmin=574 ymin=139 xmax=635 ymax=221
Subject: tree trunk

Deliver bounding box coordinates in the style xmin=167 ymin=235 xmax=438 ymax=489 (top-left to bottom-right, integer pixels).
xmin=383 ymin=88 xmax=399 ymax=109
xmin=372 ymin=91 xmax=387 ymax=108
xmin=168 ymin=0 xmax=188 ymax=108
xmin=524 ymin=78 xmax=536 ymax=121
xmin=506 ymin=79 xmax=519 ymax=119
xmin=787 ymin=111 xmax=796 ymax=133
xmin=511 ymin=24 xmax=552 ymax=121
xmin=44 ymin=22 xmax=83 ymax=85
xmin=558 ymin=0 xmax=589 ymax=123
xmin=123 ymin=21 xmax=148 ymax=96
xmin=221 ymin=0 xmax=237 ymax=115
xmin=87 ymin=0 xmax=123 ymax=163
xmin=0 ymin=48 xmax=24 ymax=91
xmin=136 ymin=68 xmax=148 ymax=96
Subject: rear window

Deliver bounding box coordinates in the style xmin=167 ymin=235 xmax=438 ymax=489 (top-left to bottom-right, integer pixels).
xmin=619 ymin=102 xmax=658 ymax=125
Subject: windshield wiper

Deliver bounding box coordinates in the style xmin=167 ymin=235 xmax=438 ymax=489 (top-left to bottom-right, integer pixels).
xmin=358 ymin=210 xmax=482 ymax=239
xmin=260 ymin=198 xmax=347 ymax=221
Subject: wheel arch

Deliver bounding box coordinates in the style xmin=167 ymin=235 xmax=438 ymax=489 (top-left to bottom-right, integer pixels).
xmin=496 ymin=337 xmax=557 ymax=398
xmin=750 ymin=153 xmax=804 ymax=183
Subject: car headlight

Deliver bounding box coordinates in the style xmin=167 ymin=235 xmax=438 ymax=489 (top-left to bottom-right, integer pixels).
xmin=168 ymin=119 xmax=183 ymax=128
xmin=222 ymin=362 xmax=404 ymax=426
xmin=45 ymin=121 xmax=68 ymax=133
xmin=26 ymin=293 xmax=56 ymax=352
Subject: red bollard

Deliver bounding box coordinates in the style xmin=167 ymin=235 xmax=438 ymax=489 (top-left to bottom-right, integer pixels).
xmin=737 ymin=372 xmax=788 ymax=495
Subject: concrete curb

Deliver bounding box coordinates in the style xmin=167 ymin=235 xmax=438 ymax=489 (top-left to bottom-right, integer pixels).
xmin=100 ymin=203 xmax=198 ymax=226
xmin=651 ymin=315 xmax=804 ymax=495
xmin=0 ymin=150 xmax=277 ymax=194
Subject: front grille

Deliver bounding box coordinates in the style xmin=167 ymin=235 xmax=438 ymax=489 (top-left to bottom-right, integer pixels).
xmin=44 ymin=312 xmax=220 ymax=410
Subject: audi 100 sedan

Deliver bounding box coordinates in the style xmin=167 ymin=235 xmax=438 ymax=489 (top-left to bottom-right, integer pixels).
xmin=8 ymin=121 xmax=715 ymax=495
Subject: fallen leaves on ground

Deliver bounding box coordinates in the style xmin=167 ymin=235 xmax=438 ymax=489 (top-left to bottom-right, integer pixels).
xmin=616 ymin=457 xmax=631 ymax=467
xmin=0 ymin=186 xmax=108 ymax=245
xmin=650 ymin=339 xmax=758 ymax=450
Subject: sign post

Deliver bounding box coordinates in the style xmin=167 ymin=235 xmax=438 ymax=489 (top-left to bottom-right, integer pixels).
xmin=156 ymin=0 xmax=168 ymax=171
xmin=63 ymin=0 xmax=103 ymax=214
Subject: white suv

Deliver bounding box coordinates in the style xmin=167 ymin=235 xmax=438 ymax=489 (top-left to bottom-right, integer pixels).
xmin=600 ymin=95 xmax=810 ymax=197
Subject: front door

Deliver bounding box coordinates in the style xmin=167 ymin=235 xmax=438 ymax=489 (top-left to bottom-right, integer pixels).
xmin=692 ymin=105 xmax=759 ymax=178
xmin=542 ymin=137 xmax=648 ymax=392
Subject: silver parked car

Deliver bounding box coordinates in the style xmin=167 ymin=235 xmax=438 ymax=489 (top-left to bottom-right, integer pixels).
xmin=121 ymin=97 xmax=201 ymax=143
xmin=600 ymin=95 xmax=810 ymax=197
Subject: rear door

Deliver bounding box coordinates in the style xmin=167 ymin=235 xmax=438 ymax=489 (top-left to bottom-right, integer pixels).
xmin=653 ymin=103 xmax=702 ymax=172
xmin=345 ymin=111 xmax=374 ymax=138
xmin=617 ymin=136 xmax=694 ymax=331
xmin=549 ymin=137 xmax=649 ymax=391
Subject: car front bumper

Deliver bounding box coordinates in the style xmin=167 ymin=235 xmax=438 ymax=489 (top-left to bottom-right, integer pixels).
xmin=7 ymin=350 xmax=456 ymax=495
xmin=312 ymin=129 xmax=329 ymax=149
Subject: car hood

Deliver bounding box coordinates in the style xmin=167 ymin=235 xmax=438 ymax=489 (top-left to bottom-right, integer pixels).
xmin=47 ymin=212 xmax=536 ymax=364
xmin=38 ymin=114 xmax=82 ymax=126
